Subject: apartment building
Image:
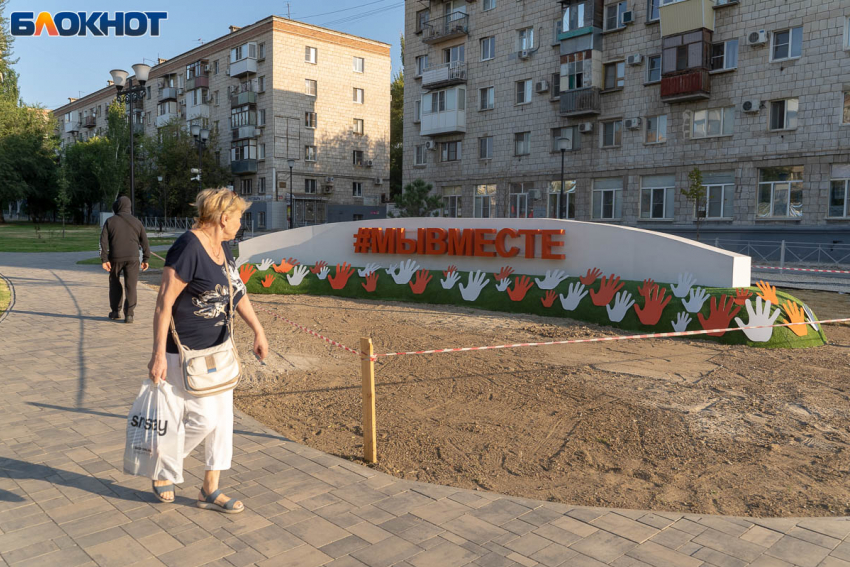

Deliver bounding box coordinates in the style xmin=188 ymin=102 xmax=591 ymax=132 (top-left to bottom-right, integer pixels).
xmin=55 ymin=16 xmax=391 ymax=230
xmin=403 ymin=0 xmax=850 ymax=242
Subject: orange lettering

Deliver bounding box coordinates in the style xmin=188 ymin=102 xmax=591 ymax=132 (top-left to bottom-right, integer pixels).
xmin=517 ymin=229 xmax=542 ymax=259
xmin=425 ymin=228 xmax=448 ymax=255
xmin=473 ymin=229 xmax=497 ymax=258
xmin=372 ymin=228 xmax=396 ymax=254
xmin=417 ymin=228 xmax=426 ymax=255
xmin=495 ymin=228 xmax=520 ymax=258
xmin=447 ymin=228 xmax=474 ymax=256
xmin=541 ymin=230 xmax=566 ymax=260
xmin=397 ymin=228 xmax=417 ymax=254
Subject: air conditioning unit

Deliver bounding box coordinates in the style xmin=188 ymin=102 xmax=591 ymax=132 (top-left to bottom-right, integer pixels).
xmin=715 ymin=0 xmax=739 ymax=5
xmin=325 ymin=176 xmax=335 ymax=184
xmin=578 ymin=122 xmax=593 ymax=133
xmin=627 ymin=54 xmax=643 ymax=66
xmin=624 ymin=117 xmax=642 ymax=130
xmin=535 ymin=80 xmax=549 ymax=93
xmin=203 ymin=64 xmax=210 ymax=73
xmin=519 ymin=49 xmax=531 ymax=59
xmin=747 ymin=30 xmax=768 ymax=46
xmin=374 ymin=177 xmax=383 ymax=185
xmin=323 ymin=185 xmax=334 ymax=193
xmin=179 ymin=99 xmax=186 ymax=106
xmin=177 ymin=88 xmax=184 ymax=95
xmin=621 ymin=10 xmax=634 ymax=25
xmin=365 ymin=160 xmax=373 ymax=167
xmin=425 ymin=140 xmax=437 ymax=150
xmin=742 ymin=99 xmax=761 ymax=113
xmin=527 ymin=189 xmax=541 ymax=200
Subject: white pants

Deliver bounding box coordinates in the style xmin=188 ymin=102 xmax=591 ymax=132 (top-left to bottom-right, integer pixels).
xmin=163 ymin=352 xmax=233 ymax=481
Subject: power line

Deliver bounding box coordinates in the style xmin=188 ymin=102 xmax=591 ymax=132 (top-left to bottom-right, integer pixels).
xmin=319 ymin=2 xmax=404 ymax=27
xmin=294 ymin=0 xmax=397 ymax=20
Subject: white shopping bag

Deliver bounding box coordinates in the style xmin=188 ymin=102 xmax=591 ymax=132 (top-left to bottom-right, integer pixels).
xmin=123 ymin=381 xmax=185 ymax=484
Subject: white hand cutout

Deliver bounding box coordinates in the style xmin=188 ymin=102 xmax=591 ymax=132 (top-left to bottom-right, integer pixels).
xmin=385 ymin=264 xmax=398 ymax=278
xmin=460 ymin=270 xmax=490 ymax=302
xmin=671 ymin=312 xmax=692 ymax=332
xmin=735 ymin=297 xmax=780 ymax=342
xmin=286 ymin=265 xmax=309 ymax=286
xmin=392 ymin=259 xmax=421 ymax=285
xmin=534 ymin=270 xmax=570 ymax=290
xmin=257 ymin=258 xmax=274 ymax=272
xmin=559 ymin=282 xmax=587 ymax=311
xmin=682 ymin=287 xmax=709 ymax=314
xmin=671 ymin=272 xmax=698 ymax=298
xmin=236 ymin=256 xmax=251 ymax=268
xmin=441 ymin=271 xmax=461 ymax=290
xmin=606 ymin=291 xmax=635 ymax=322
xmin=495 ymin=277 xmax=511 ymax=292
xmin=358 ymin=263 xmax=381 ymax=277
xmin=803 ymin=304 xmax=820 ymax=331
xmin=317 ymin=266 xmax=329 ymax=280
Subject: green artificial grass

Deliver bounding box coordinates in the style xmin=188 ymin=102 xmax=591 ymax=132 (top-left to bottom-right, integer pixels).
xmin=0 ymin=276 xmax=10 ymax=316
xmin=243 ymin=265 xmax=827 ymax=349
xmin=0 ymin=222 xmax=173 ymax=253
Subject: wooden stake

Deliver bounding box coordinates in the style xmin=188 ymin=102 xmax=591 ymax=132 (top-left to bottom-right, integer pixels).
xmin=360 ymin=337 xmax=377 ymax=464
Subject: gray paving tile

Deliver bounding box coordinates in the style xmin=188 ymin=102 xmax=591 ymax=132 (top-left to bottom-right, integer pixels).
xmin=349 ymin=535 xmax=422 ymax=567
xmin=764 ymin=535 xmax=831 ymax=567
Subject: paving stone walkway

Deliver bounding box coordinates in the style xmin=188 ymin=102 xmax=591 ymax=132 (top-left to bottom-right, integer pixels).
xmin=0 ymin=251 xmax=849 ymax=567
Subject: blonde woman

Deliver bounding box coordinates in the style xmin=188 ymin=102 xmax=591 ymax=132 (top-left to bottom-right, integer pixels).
xmin=147 ymin=188 xmax=268 ymax=513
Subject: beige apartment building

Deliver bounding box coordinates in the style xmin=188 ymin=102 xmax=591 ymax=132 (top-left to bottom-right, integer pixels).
xmin=54 ymin=16 xmax=391 ymax=230
xmin=403 ymin=0 xmax=850 ymax=243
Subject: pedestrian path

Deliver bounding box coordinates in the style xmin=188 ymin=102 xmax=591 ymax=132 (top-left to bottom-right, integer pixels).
xmin=0 ymin=251 xmax=848 ymax=567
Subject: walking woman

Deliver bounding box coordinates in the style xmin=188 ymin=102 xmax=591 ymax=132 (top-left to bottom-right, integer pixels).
xmin=147 ymin=188 xmax=268 ymax=513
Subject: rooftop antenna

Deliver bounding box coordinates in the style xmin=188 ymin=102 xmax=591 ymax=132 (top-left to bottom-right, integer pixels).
xmin=287 ymin=2 xmax=291 ymax=19
xmin=197 ymin=38 xmax=204 ymax=45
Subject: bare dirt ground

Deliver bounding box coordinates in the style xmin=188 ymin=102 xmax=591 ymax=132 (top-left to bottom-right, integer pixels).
xmin=142 ymin=271 xmax=850 ymax=517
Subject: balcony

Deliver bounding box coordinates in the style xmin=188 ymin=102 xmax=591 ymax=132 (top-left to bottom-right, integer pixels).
xmin=231 ymin=124 xmax=260 ymax=140
xmin=660 ymin=0 xmax=715 ymax=37
xmin=64 ymin=121 xmax=80 ymax=133
xmin=185 ymin=74 xmax=209 ymax=92
xmin=421 ymin=62 xmax=467 ymax=89
xmin=559 ymin=88 xmax=601 ymax=116
xmin=660 ymin=69 xmax=710 ymax=102
xmin=231 ymin=90 xmax=257 ymax=107
xmin=230 ymin=57 xmax=257 ymax=78
xmin=155 ymin=112 xmax=181 ymax=128
xmin=132 ymin=122 xmax=145 ymax=135
xmin=420 ymin=108 xmax=466 ymax=136
xmin=158 ymin=87 xmax=178 ymax=102
xmin=83 ymin=116 xmax=96 ymax=128
xmin=186 ymin=103 xmax=210 ymax=121
xmin=422 ymin=12 xmax=469 ymax=44
xmin=231 ymin=159 xmax=258 ymax=175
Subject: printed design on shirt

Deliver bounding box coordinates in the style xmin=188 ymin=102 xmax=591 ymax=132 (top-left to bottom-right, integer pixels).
xmin=224 ymin=261 xmax=247 ymax=300
xmin=192 ymin=284 xmax=229 ymax=324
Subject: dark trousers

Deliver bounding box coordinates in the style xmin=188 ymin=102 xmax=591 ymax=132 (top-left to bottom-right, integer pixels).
xmin=109 ymin=259 xmax=140 ymax=317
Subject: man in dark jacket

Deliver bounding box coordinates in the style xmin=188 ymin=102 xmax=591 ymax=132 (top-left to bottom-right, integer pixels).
xmin=100 ymin=196 xmax=150 ymax=323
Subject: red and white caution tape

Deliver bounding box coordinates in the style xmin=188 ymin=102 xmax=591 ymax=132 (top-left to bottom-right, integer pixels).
xmin=753 ymin=265 xmax=850 ymax=275
xmin=255 ymin=305 xmax=363 ymax=356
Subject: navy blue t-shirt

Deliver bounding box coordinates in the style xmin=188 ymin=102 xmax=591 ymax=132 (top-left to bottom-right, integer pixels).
xmin=165 ymin=231 xmax=246 ymax=354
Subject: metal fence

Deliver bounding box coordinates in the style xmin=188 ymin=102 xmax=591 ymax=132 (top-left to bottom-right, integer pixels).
xmin=142 ymin=217 xmax=194 ymax=232
xmin=712 ymin=239 xmax=850 ymax=268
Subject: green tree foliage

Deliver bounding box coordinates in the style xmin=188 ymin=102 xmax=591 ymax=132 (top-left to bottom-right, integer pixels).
xmin=0 ymin=0 xmax=20 ymax=103
xmin=389 ymin=35 xmax=404 ymax=198
xmin=388 ymin=178 xmax=442 ymax=218
xmin=681 ymin=167 xmax=706 ymax=241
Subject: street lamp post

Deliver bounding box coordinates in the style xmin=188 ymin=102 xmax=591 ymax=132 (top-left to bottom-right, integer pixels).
xmin=287 ymin=158 xmax=295 ymax=229
xmin=109 ymin=64 xmax=151 ymax=216
xmin=157 ymin=175 xmax=166 ymax=231
xmin=191 ymin=124 xmax=210 ymax=192
xmin=557 ymin=137 xmax=571 ymax=220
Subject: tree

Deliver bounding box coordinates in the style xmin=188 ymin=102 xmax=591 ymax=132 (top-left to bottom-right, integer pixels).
xmin=387 ymin=179 xmax=442 ymax=218
xmin=681 ymin=167 xmax=706 ymax=241
xmin=389 ymin=35 xmax=404 ymax=198
xmin=55 ymin=174 xmax=70 ymax=237
xmin=0 ymin=0 xmax=20 ymax=104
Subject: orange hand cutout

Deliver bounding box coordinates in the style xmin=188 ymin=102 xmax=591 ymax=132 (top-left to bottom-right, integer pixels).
xmin=328 ymin=263 xmax=354 ymax=290
xmin=239 ymin=264 xmax=257 ymax=284
xmin=494 ymin=266 xmax=515 ymax=281
xmin=541 ymin=290 xmax=557 ymax=308
xmin=590 ymin=274 xmax=624 ymax=306
xmin=309 ymin=260 xmax=328 ymax=274
xmin=635 ymin=286 xmax=671 ymax=326
xmin=442 ymin=265 xmax=457 ymax=277
xmin=733 ymin=288 xmax=753 ymax=306
xmin=273 ymin=257 xmax=300 ymax=274
xmin=260 ymin=274 xmax=275 ymax=288
xmin=506 ymin=275 xmax=534 ymax=301
xmin=361 ymin=272 xmax=379 ymax=292
xmin=755 ymin=280 xmax=778 ymax=305
xmin=580 ymin=267 xmax=603 ymax=286
xmin=697 ymin=294 xmax=742 ymax=337
xmin=638 ymin=279 xmax=657 ymax=299
xmin=408 ymin=269 xmax=432 ymax=295
xmin=781 ymin=301 xmax=808 ymax=337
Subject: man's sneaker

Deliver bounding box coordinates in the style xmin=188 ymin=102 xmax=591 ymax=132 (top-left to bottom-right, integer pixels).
xmin=125 ymin=315 xmax=134 ymax=324
xmin=108 ymin=312 xmax=120 ymax=320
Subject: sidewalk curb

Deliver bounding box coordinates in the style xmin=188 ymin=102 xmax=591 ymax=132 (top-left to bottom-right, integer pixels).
xmin=0 ymin=271 xmax=15 ymax=325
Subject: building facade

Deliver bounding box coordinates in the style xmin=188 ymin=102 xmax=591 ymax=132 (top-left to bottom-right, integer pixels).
xmin=403 ymin=0 xmax=850 ymax=243
xmin=54 ymin=16 xmax=392 ymax=230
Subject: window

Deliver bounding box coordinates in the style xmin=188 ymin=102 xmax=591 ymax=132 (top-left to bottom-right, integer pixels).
xmin=483 ymin=0 xmax=496 ymax=10
xmin=475 ymin=184 xmax=497 ymax=218
xmin=509 ymin=184 xmax=529 ymax=218
xmin=563 ymin=60 xmax=589 ymax=90
xmin=305 ymin=145 xmax=316 ymax=161
xmin=771 ymin=27 xmax=803 ymax=62
xmin=443 ymin=44 xmax=465 ymax=64
xmin=481 ymin=36 xmax=495 ymax=61
xmin=441 ymin=141 xmax=462 ymax=162
xmin=305 ymin=46 xmax=317 ymax=64
xmin=710 ymin=39 xmax=738 ymax=71
xmin=416 ymin=8 xmax=430 ymax=33
xmin=305 ymin=179 xmax=317 ymax=194
xmin=647 ymin=0 xmax=660 ymax=22
xmin=702 ymin=171 xmax=735 ymax=219
xmin=231 ymin=42 xmax=257 ymax=63
xmin=214 ymin=90 xmax=219 ymax=106
xmin=592 ymin=177 xmax=623 ymax=219
xmin=548 ymin=180 xmax=576 ymax=219
xmin=769 ymin=99 xmax=798 ymax=131
xmin=414 ymin=100 xmax=421 ymax=123
xmin=353 ymin=150 xmax=365 ymax=166
xmin=562 ymin=2 xmax=589 ymax=32
xmin=645 ymin=115 xmax=667 ymax=144
xmin=518 ymin=27 xmax=534 ymax=51
xmin=479 ymin=86 xmax=495 ymax=110
xmin=353 ymin=57 xmax=365 ymax=73
xmin=640 ymin=175 xmax=675 ymax=219
xmin=757 ymin=166 xmax=804 ymax=218
xmin=422 ymin=87 xmax=465 ymax=115
xmin=553 ymin=19 xmax=563 ymax=44
xmin=258 ymin=42 xmax=265 ymax=60
xmin=353 ymin=214 xmax=364 ymax=222
xmin=258 ymin=108 xmax=266 ymax=126
xmin=514 ymin=132 xmax=531 ymax=155
xmin=214 ymin=60 xmax=219 ymax=75
xmin=829 ymin=178 xmax=850 ymax=218
xmin=647 ymin=55 xmax=661 ymax=83
xmin=353 ymin=118 xmax=364 ymax=135
xmin=844 ymin=92 xmax=850 ymax=124
xmin=305 ymin=79 xmax=317 ymax=96
xmin=602 ymin=120 xmax=623 ymax=147
xmin=230 ymin=104 xmax=256 ymax=128
xmin=551 ymin=73 xmax=561 ymax=99
xmin=604 ymin=61 xmax=625 ymax=90
xmin=259 ymin=143 xmax=266 ymax=159
xmin=414 ymin=145 xmax=427 ymax=166
xmin=691 ymin=107 xmax=735 ymax=138
xmin=244 ymin=212 xmax=252 ymax=228
xmin=551 ymin=127 xmax=580 ymax=152
xmin=240 ymin=179 xmax=253 ymax=195
xmin=305 ymin=111 xmax=317 ymax=129
xmin=605 ymin=2 xmax=627 ymax=31
xmin=516 ymin=79 xmax=532 ymax=104
xmin=479 ymin=136 xmax=494 ymax=159
xmin=442 ymin=186 xmax=462 ymax=217
xmin=353 ymin=182 xmax=363 ymax=197
xmin=258 ymin=177 xmax=266 ymax=194
xmin=258 ymin=211 xmax=266 ymax=228
xmin=416 ymin=55 xmax=429 ymax=76
xmin=662 ymin=31 xmax=709 ymax=74
xmin=257 ymin=76 xmax=265 ymax=92
xmin=353 ymin=88 xmax=364 ymax=104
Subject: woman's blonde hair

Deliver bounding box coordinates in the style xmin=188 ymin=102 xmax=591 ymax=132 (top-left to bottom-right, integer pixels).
xmin=192 ymin=188 xmax=250 ymax=229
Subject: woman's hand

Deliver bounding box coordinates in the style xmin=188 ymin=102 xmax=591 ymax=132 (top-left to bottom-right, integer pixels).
xmin=253 ymin=331 xmax=269 ymax=361
xmin=148 ymin=353 xmax=168 ymax=384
